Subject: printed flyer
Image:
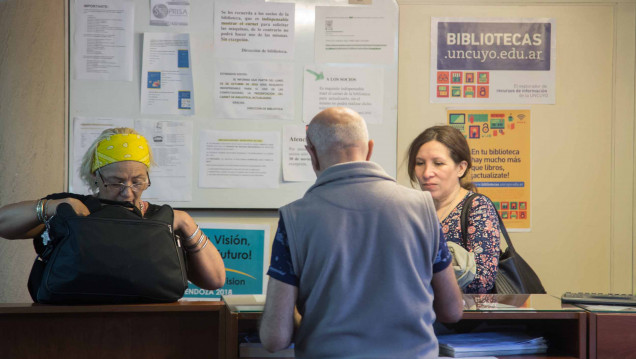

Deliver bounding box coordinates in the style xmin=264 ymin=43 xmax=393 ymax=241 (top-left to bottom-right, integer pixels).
xmin=182 ymin=223 xmax=270 ymax=300
xmin=447 ymin=108 xmax=531 ymax=230
xmin=432 ymin=18 xmax=556 ymax=104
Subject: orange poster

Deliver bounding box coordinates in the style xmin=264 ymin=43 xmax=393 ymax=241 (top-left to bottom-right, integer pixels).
xmin=447 ymin=109 xmax=531 ymax=230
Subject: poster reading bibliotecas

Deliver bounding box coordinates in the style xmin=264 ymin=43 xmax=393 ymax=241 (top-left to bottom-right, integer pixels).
xmin=447 ymin=108 xmax=531 ymax=230
xmin=431 ymin=17 xmax=556 ymax=104
xmin=182 ymin=223 xmax=270 ymax=300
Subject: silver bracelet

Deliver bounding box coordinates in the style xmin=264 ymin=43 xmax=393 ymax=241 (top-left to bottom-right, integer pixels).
xmin=187 ymin=236 xmax=209 ymax=254
xmin=184 ymin=231 xmax=206 ymax=251
xmin=184 ymin=225 xmax=200 ymax=243
xmin=35 ymin=199 xmax=44 ymax=223
xmin=43 ymin=200 xmax=49 ymax=221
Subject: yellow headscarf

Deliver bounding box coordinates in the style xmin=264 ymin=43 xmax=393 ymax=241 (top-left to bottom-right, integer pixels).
xmin=92 ymin=133 xmax=151 ymax=172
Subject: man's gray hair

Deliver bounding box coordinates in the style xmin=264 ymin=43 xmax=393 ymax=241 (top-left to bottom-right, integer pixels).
xmin=307 ymin=109 xmax=369 ymax=157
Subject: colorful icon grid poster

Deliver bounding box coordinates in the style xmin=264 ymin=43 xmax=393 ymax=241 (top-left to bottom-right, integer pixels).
xmin=448 ymin=108 xmax=531 ymax=230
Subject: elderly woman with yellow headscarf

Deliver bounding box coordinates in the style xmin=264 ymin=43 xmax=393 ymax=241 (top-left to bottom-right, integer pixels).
xmin=0 ymin=127 xmax=225 ymax=291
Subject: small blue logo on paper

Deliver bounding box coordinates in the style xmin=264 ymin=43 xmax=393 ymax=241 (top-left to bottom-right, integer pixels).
xmin=178 ymin=49 xmax=189 ymax=68
xmin=178 ymin=91 xmax=191 ymax=110
xmin=147 ymin=72 xmax=161 ymax=88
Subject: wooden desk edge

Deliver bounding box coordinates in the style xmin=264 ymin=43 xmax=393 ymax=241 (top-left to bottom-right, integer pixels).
xmin=0 ymin=300 xmax=225 ymax=314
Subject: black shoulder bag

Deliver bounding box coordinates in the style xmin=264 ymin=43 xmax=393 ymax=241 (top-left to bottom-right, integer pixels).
xmin=461 ymin=193 xmax=546 ymax=294
xmin=27 ymin=199 xmax=188 ymax=304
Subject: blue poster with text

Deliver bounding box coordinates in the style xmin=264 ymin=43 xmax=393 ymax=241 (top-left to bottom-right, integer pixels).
xmin=183 ymin=225 xmax=267 ymax=300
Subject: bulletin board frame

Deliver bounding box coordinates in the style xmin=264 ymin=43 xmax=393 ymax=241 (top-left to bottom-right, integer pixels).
xmin=67 ymin=0 xmax=399 ymax=209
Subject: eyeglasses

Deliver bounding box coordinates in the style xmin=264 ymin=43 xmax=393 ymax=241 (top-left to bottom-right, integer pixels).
xmin=97 ymin=170 xmax=151 ymax=193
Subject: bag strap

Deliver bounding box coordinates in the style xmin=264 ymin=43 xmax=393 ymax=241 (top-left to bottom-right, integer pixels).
xmin=460 ymin=193 xmax=515 ymax=254
xmin=460 ymin=193 xmax=479 ymax=247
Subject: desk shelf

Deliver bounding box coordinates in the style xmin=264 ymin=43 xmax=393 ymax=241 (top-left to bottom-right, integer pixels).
xmin=226 ymin=311 xmax=269 ymax=359
xmin=227 ymin=311 xmax=586 ymax=359
xmin=226 ymin=296 xmax=586 ymax=359
xmin=454 ymin=294 xmax=587 ymax=359
xmin=458 ymin=311 xmax=586 ymax=359
xmin=227 ymin=295 xmax=586 ymax=359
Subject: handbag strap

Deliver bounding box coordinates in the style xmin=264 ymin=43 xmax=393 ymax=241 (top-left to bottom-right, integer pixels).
xmin=460 ymin=192 xmax=515 ymax=254
xmin=460 ymin=193 xmax=478 ymax=247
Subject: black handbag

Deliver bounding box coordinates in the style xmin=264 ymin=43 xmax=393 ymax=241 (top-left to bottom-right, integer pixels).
xmin=461 ymin=193 xmax=546 ymax=294
xmin=27 ymin=199 xmax=188 ymax=304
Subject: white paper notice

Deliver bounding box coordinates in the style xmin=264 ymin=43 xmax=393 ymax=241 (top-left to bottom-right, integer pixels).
xmin=214 ymin=1 xmax=295 ymax=60
xmin=73 ymin=0 xmax=134 ymax=81
xmin=314 ymin=6 xmax=396 ymax=65
xmin=303 ymin=65 xmax=384 ymax=123
xmin=199 ymin=131 xmax=280 ymax=189
xmin=71 ymin=117 xmax=134 ymax=194
xmin=215 ymin=61 xmax=294 ymax=120
xmin=134 ymin=119 xmax=193 ymax=202
xmin=150 ymin=0 xmax=190 ymax=26
xmin=282 ymin=126 xmax=315 ymax=182
xmin=141 ymin=33 xmax=195 ymax=115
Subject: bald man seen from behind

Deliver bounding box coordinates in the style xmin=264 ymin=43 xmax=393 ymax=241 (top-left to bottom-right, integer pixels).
xmin=259 ymin=107 xmax=463 ymax=358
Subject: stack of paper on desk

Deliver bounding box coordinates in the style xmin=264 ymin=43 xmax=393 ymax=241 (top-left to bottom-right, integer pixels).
xmin=222 ymin=294 xmax=265 ymax=312
xmin=437 ymin=331 xmax=548 ymax=357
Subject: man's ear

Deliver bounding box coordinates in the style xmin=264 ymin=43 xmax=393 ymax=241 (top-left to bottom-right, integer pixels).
xmin=365 ymin=139 xmax=374 ymax=161
xmin=305 ymin=138 xmax=320 ymax=173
